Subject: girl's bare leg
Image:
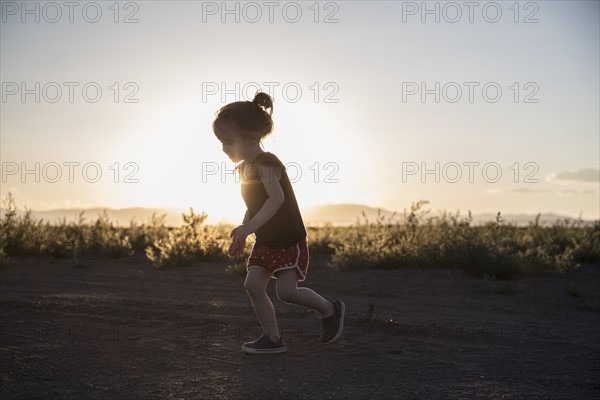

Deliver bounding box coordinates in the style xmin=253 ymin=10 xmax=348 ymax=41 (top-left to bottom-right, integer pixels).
xmin=244 ymin=267 xmax=281 ymax=342
xmin=274 ymin=268 xmax=336 ymax=318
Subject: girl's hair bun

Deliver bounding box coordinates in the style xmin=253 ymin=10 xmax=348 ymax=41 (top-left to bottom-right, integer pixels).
xmin=252 ymin=91 xmax=274 ymax=116
xmin=212 ymin=89 xmax=275 ymax=146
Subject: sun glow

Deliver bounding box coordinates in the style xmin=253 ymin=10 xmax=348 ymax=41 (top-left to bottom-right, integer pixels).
xmin=110 ymin=99 xmax=245 ymax=223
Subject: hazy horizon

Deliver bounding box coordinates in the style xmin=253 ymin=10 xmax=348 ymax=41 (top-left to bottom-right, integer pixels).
xmin=2 ymin=196 xmax=596 ymax=229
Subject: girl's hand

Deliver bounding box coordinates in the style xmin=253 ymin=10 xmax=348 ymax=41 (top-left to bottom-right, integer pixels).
xmin=230 ymin=224 xmax=253 ymax=243
xmin=228 ymin=224 xmax=253 ymax=257
xmin=228 ymin=238 xmax=245 ymax=258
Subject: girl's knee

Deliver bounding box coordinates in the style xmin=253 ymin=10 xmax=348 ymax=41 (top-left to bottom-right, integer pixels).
xmin=276 ymin=288 xmax=295 ymax=303
xmin=244 ymin=280 xmax=263 ymax=297
xmin=275 ymin=283 xmax=297 ymax=303
xmin=244 ymin=272 xmax=268 ymax=296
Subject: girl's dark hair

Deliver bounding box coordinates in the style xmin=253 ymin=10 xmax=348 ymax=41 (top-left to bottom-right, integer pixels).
xmin=212 ymin=90 xmax=274 ymax=146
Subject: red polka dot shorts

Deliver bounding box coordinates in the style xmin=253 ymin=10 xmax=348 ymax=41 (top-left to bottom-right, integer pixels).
xmin=246 ymin=237 xmax=309 ymax=282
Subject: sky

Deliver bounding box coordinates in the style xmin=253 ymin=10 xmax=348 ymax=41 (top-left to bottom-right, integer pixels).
xmin=1 ymin=0 xmax=599 ymax=223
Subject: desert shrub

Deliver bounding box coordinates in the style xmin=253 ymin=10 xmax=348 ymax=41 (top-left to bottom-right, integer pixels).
xmin=327 ymin=200 xmax=593 ymax=280
xmin=145 ymin=208 xmax=232 ymax=268
xmin=307 ymin=223 xmax=341 ymax=255
xmin=1 ymin=192 xmax=52 ymax=257
xmin=1 ymin=192 xmax=133 ymax=261
xmin=84 ymin=209 xmax=134 ymax=258
xmin=123 ymin=212 xmax=170 ymax=253
xmin=2 ymin=191 xmax=596 ymax=278
xmin=42 ymin=210 xmax=133 ymax=260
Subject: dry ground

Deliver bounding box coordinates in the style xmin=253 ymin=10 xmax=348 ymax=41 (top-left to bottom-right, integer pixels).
xmin=1 ymin=252 xmax=599 ymax=399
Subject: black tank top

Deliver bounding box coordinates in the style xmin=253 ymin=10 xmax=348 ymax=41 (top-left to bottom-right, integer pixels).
xmin=240 ymin=151 xmax=307 ymax=248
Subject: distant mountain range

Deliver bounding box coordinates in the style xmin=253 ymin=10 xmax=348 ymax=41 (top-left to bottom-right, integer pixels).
xmin=301 ymin=204 xmax=597 ymax=227
xmin=1 ymin=203 xmax=596 ymax=228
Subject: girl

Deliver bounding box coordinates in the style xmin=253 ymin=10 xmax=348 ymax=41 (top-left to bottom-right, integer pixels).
xmin=212 ymin=90 xmax=345 ymax=354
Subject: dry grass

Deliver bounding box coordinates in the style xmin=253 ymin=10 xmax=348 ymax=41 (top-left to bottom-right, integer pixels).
xmin=2 ymin=192 xmax=598 ymax=278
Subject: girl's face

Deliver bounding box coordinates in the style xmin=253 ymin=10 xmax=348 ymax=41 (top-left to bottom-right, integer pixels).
xmin=215 ymin=122 xmax=252 ymax=163
xmin=220 ymin=135 xmax=245 ymax=162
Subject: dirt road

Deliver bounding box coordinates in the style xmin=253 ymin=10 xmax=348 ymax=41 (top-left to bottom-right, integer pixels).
xmin=1 ymin=253 xmax=599 ymax=399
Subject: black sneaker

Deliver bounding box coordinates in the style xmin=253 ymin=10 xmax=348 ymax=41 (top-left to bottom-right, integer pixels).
xmin=320 ymin=299 xmax=345 ymax=344
xmin=242 ymin=334 xmax=286 ymax=354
